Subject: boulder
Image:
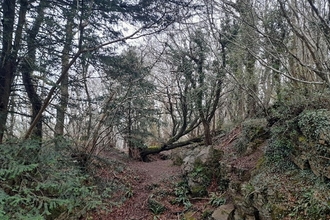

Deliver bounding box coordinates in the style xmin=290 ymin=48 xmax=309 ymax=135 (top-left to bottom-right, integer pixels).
xmin=212 ymin=204 xmax=235 ymax=220
xmin=181 ymin=145 xmax=213 ymax=173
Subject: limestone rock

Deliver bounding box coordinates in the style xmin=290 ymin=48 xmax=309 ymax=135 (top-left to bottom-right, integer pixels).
xmin=212 ymin=204 xmax=235 ymax=220
xmin=181 ymin=145 xmax=213 ymax=173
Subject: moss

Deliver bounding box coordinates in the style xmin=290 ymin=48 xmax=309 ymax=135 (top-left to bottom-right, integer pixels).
xmin=187 ymin=148 xmax=228 ymax=195
xmin=190 ymin=185 xmax=208 ymax=197
xmin=270 ymin=204 xmax=289 ymax=219
xmin=147 ymin=145 xmax=161 ymax=150
xmin=201 ymin=209 xmax=213 ymax=219
xmin=183 ymin=211 xmax=197 ymax=220
xmin=298 ymin=136 xmax=307 ymax=143
xmin=235 ymin=119 xmax=269 ymax=154
xmin=172 ymin=155 xmax=184 ymax=166
xmin=256 ymin=156 xmax=266 ymax=170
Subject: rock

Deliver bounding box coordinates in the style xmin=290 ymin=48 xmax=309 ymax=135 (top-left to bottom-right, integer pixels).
xmin=291 ymin=153 xmax=310 ymax=170
xmin=233 ymin=211 xmax=244 ymax=220
xmin=245 ymin=215 xmax=256 ymax=220
xmin=212 ymin=204 xmax=235 ymax=220
xmin=179 ymin=145 xmax=217 ymax=190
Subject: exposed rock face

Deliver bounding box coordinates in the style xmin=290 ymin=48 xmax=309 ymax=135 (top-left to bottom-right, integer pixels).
xmin=175 ymin=145 xmax=217 ymax=195
xmin=181 ymin=145 xmax=213 ymax=174
xmin=294 ymin=109 xmax=330 ymax=179
xmin=171 ymin=114 xmax=330 ymax=219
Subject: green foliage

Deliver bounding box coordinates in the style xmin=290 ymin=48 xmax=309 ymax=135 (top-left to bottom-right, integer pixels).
xmin=268 ymin=89 xmax=330 ymax=127
xmin=190 ymin=185 xmax=208 ymax=197
xmin=264 ymin=138 xmax=294 ymax=170
xmin=174 ymin=181 xmax=192 ymax=208
xmin=201 ymin=209 xmax=213 ymax=219
xmin=100 ymin=48 xmax=157 ymax=152
xmin=209 ymin=192 xmax=226 ymax=207
xmin=267 ymin=95 xmax=330 ymax=172
xmin=0 ymin=140 xmax=103 ymax=219
xmin=289 ymin=189 xmax=330 ymax=219
xmin=298 ymin=109 xmax=330 ymax=141
xmin=189 ymin=149 xmax=228 ymax=192
xmin=235 ymin=118 xmax=269 ymax=154
xmin=148 ymin=197 xmax=166 ymax=215
xmin=190 ymin=160 xmax=210 ymax=186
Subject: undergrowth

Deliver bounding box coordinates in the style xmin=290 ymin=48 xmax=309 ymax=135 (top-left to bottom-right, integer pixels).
xmin=0 ymin=139 xmax=104 ymax=219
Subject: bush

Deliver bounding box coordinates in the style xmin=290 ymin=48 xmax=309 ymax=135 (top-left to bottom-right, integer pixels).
xmin=0 ymin=139 xmax=103 ymax=219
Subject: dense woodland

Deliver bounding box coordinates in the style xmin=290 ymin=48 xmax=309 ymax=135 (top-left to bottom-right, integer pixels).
xmin=1 ymin=0 xmax=330 ymax=219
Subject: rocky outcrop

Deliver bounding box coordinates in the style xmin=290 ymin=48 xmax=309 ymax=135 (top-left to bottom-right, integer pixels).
xmin=170 ymin=114 xmax=330 ymax=220
xmin=173 ymin=144 xmax=225 ymax=197
xmin=294 ymin=109 xmax=330 ymax=179
xmin=181 ymin=145 xmax=213 ymax=174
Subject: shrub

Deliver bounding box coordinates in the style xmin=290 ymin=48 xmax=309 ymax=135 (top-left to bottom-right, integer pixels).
xmin=0 ymin=139 xmax=103 ymax=219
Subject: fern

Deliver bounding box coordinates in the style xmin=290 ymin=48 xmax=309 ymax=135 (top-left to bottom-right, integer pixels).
xmin=0 ymin=163 xmax=38 ymax=179
xmin=0 ymin=139 xmax=104 ymax=219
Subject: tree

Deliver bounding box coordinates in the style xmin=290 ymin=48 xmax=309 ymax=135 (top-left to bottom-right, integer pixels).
xmin=185 ymin=29 xmax=224 ymax=145
xmin=277 ymin=0 xmax=330 ymax=87
xmin=99 ymin=48 xmax=156 ymax=158
xmin=54 ymin=0 xmax=78 ymax=142
xmin=140 ymin=26 xmax=226 ymax=159
xmin=0 ymin=0 xmax=195 ymax=144
xmin=21 ymin=0 xmax=49 ymax=141
xmin=0 ymin=0 xmax=28 ymax=143
xmin=22 ymin=0 xmax=195 ymax=141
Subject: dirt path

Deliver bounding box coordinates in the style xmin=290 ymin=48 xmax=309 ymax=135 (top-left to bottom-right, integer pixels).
xmin=96 ymin=153 xmax=183 ymax=220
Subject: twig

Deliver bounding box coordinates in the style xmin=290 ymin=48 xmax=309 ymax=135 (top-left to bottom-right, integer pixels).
xmin=318 ymin=155 xmax=330 ymax=160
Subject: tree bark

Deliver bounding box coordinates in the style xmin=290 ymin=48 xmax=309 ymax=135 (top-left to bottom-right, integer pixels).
xmin=54 ymin=1 xmax=77 ymax=140
xmin=0 ymin=0 xmax=27 ymax=143
xmin=21 ymin=0 xmax=47 ymax=140
xmin=140 ymin=136 xmax=204 ymax=161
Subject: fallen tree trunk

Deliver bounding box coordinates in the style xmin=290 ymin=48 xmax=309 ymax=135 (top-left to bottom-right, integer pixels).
xmin=140 ymin=136 xmax=204 ymax=161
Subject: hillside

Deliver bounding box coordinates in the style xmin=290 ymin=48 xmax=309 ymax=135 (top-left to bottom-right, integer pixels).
xmin=90 ymin=98 xmax=330 ymax=220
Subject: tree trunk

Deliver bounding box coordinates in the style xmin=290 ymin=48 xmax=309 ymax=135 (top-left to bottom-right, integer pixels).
xmin=140 ymin=136 xmax=205 ymax=161
xmin=246 ymin=56 xmax=257 ymax=118
xmin=22 ymin=0 xmax=47 ymax=140
xmin=202 ymin=119 xmax=212 ymax=145
xmin=0 ymin=0 xmax=27 ymax=143
xmin=54 ymin=1 xmax=76 ymax=141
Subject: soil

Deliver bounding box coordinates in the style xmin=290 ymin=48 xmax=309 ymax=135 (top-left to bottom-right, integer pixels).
xmin=88 ymin=125 xmax=330 ymax=220
xmin=90 ymin=151 xmax=186 ymax=220
xmin=89 ymin=127 xmax=264 ymax=220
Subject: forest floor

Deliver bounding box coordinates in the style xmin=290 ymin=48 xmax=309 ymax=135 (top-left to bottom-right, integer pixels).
xmin=88 ymin=127 xmax=263 ymax=220
xmin=89 ymin=150 xmax=189 ymax=220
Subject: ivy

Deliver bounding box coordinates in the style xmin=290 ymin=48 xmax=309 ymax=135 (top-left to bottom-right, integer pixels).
xmin=298 ymin=109 xmax=330 ymax=141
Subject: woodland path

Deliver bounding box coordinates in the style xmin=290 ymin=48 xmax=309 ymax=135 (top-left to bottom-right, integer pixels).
xmin=94 ymin=151 xmax=184 ymax=220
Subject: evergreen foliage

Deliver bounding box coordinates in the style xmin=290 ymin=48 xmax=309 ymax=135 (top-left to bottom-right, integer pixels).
xmin=99 ymin=48 xmax=157 ymax=152
xmin=0 ymin=140 xmax=103 ymax=219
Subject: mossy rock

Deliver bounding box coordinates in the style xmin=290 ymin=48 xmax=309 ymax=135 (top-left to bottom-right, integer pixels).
xmin=190 ymin=185 xmax=208 ymax=197
xmin=235 ymin=118 xmax=269 ymax=154
xmin=172 ymin=155 xmax=184 ymax=166
xmin=201 ymin=209 xmax=213 ymax=219
xmin=270 ymin=204 xmax=289 ymax=219
xmin=183 ymin=211 xmax=197 ymax=220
